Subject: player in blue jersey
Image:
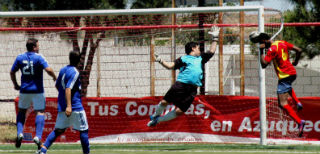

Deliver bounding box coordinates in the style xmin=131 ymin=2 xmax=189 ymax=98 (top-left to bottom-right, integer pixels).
xmin=39 ymin=51 xmax=90 ymax=154
xmin=147 ymin=26 xmax=220 ymax=127
xmin=10 ymin=38 xmax=57 ymax=149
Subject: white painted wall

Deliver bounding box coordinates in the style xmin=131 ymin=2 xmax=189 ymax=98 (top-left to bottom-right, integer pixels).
xmin=1 ymin=32 xmax=319 ymax=100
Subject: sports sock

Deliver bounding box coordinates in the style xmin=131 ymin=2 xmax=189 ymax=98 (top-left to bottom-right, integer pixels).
xmin=35 ymin=115 xmax=45 ymax=140
xmin=290 ymin=89 xmax=300 ymax=104
xmin=283 ymin=104 xmax=301 ymax=124
xmin=16 ymin=111 xmax=26 ymax=136
xmin=153 ymin=102 xmax=166 ymax=117
xmin=40 ymin=147 xmax=47 ymax=153
xmin=158 ymin=110 xmax=177 ymax=122
xmin=43 ymin=130 xmax=62 ymax=149
xmin=80 ymin=130 xmax=90 ymax=154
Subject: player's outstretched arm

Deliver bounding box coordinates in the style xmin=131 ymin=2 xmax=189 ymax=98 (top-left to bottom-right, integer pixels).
xmin=10 ymin=71 xmax=20 ymax=90
xmin=154 ymin=53 xmax=175 ymax=69
xmin=208 ymin=26 xmax=219 ymax=54
xmin=45 ymin=67 xmax=57 ymax=81
xmin=292 ymin=46 xmax=302 ymax=66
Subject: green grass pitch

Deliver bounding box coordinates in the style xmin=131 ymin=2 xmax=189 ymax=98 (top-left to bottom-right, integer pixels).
xmin=1 ymin=143 xmax=320 ymax=154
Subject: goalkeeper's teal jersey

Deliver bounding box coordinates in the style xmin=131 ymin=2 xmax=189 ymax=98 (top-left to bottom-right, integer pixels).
xmin=174 ymin=52 xmax=214 ymax=86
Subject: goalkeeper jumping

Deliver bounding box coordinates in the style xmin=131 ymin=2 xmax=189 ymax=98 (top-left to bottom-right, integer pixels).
xmin=147 ymin=26 xmax=219 ymax=127
xmin=249 ymin=31 xmax=305 ymax=137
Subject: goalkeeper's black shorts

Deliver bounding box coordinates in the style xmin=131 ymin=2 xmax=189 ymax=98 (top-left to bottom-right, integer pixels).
xmin=163 ymin=81 xmax=197 ymax=112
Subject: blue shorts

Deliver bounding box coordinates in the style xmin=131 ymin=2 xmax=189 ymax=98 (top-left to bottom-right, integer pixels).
xmin=277 ymin=75 xmax=296 ymax=94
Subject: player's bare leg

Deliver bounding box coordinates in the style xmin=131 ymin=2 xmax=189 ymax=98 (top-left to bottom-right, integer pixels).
xmin=278 ymin=93 xmax=305 ymax=137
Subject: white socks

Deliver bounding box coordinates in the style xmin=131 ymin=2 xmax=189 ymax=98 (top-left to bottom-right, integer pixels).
xmin=152 ymin=102 xmax=178 ymax=123
xmin=153 ymin=102 xmax=166 ymax=117
xmin=158 ymin=110 xmax=177 ymax=122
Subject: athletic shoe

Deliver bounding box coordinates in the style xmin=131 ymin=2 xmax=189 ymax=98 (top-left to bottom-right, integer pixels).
xmin=15 ymin=133 xmax=24 ymax=148
xmin=39 ymin=147 xmax=47 ymax=154
xmin=297 ymin=102 xmax=303 ymax=111
xmin=298 ymin=120 xmax=306 ymax=137
xmin=33 ymin=136 xmax=42 ymax=150
xmin=149 ymin=115 xmax=159 ymax=121
xmin=147 ymin=115 xmax=159 ymax=127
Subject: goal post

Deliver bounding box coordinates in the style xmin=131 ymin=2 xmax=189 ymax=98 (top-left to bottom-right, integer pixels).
xmin=0 ymin=6 xmax=269 ymax=144
xmin=257 ymin=6 xmax=267 ymax=146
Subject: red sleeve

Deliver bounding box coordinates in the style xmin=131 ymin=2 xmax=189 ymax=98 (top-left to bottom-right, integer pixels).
xmin=264 ymin=46 xmax=277 ymax=63
xmin=284 ymin=41 xmax=294 ymax=50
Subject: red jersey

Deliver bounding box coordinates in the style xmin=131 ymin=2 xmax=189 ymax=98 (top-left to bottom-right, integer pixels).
xmin=264 ymin=40 xmax=296 ymax=79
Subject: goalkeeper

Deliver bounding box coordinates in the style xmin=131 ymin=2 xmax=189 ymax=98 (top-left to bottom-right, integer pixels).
xmin=147 ymin=26 xmax=219 ymax=127
xmin=249 ymin=31 xmax=305 ymax=137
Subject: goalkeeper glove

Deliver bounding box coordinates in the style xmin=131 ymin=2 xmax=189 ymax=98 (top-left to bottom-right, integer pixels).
xmin=154 ymin=54 xmax=163 ymax=64
xmin=208 ymin=26 xmax=220 ymax=41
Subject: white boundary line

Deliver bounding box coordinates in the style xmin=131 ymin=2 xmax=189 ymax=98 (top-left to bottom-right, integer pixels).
xmin=1 ymin=149 xmax=320 ymax=154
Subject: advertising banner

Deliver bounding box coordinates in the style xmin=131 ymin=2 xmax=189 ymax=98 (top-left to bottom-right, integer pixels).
xmin=15 ymin=96 xmax=320 ymax=144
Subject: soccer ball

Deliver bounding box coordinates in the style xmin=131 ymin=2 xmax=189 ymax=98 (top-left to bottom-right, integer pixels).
xmin=249 ymin=31 xmax=270 ymax=43
xmin=249 ymin=31 xmax=261 ymax=43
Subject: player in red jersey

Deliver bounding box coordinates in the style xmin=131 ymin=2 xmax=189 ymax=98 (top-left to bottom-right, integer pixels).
xmin=249 ymin=31 xmax=305 ymax=137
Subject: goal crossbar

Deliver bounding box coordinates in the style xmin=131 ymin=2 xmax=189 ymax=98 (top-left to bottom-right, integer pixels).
xmin=0 ymin=6 xmax=264 ymax=17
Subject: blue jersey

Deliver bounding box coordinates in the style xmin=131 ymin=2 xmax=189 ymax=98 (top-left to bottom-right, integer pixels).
xmin=11 ymin=52 xmax=49 ymax=93
xmin=56 ymin=65 xmax=83 ymax=112
xmin=174 ymin=52 xmax=214 ymax=86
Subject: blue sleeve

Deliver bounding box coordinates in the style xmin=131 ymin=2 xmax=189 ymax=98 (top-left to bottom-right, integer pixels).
xmin=66 ymin=69 xmax=79 ymax=89
xmin=39 ymin=55 xmax=49 ymax=69
xmin=55 ymin=71 xmax=62 ymax=88
xmin=11 ymin=57 xmax=20 ymax=72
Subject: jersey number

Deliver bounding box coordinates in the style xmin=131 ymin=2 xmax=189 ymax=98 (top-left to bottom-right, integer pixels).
xmin=281 ymin=49 xmax=288 ymax=61
xmin=22 ymin=61 xmax=34 ymax=75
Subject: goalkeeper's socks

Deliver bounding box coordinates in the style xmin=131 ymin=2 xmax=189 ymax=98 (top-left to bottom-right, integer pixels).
xmin=153 ymin=102 xmax=166 ymax=117
xmin=80 ymin=130 xmax=90 ymax=154
xmin=16 ymin=111 xmax=26 ymax=136
xmin=35 ymin=115 xmax=45 ymax=140
xmin=283 ymin=104 xmax=301 ymax=124
xmin=158 ymin=110 xmax=177 ymax=122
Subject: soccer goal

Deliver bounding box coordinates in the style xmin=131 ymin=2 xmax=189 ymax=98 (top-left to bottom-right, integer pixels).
xmin=262 ymin=9 xmax=304 ymax=142
xmin=0 ymin=6 xmax=286 ymax=145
